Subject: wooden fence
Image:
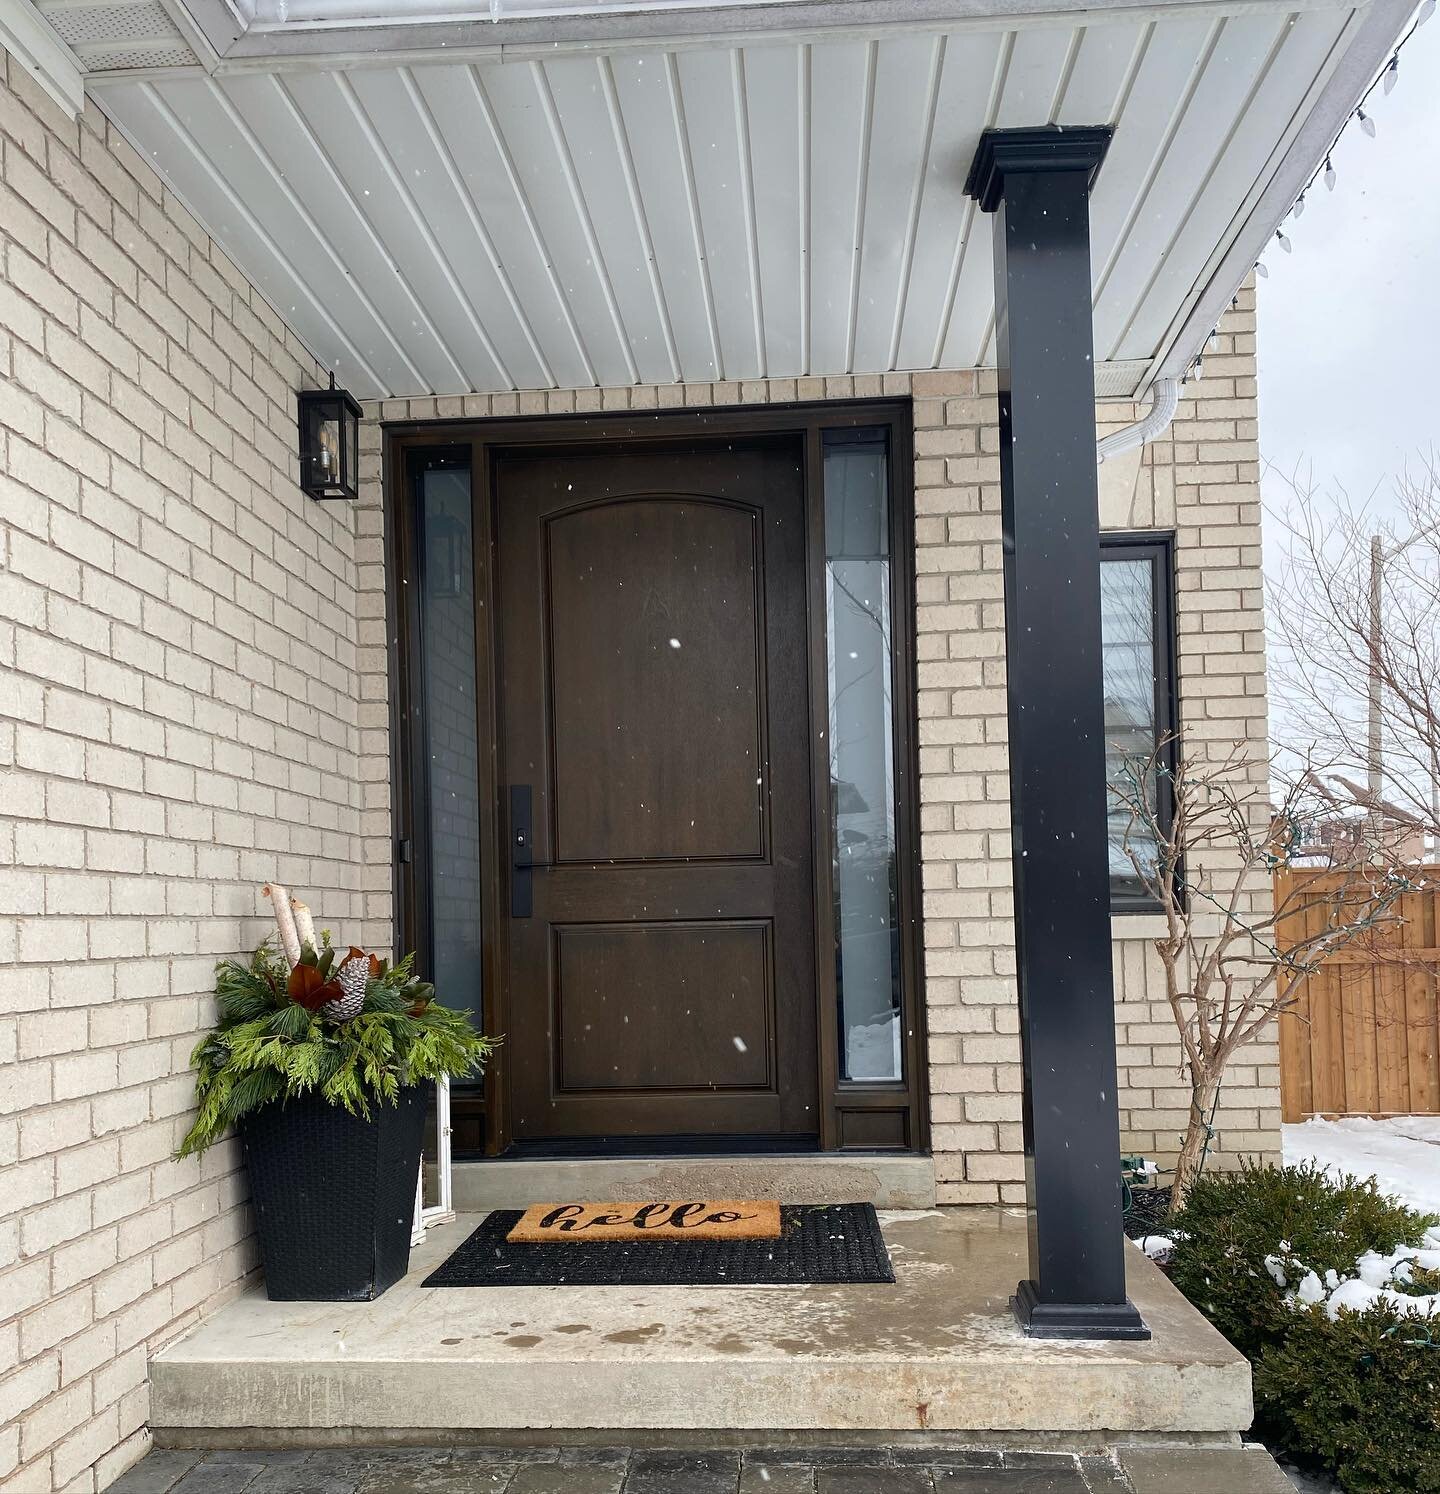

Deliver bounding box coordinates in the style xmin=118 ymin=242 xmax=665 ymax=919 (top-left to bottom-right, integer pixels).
xmin=1277 ymin=867 xmax=1440 ymax=1121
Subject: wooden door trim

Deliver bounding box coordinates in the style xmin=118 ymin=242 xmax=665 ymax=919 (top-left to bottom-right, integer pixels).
xmin=385 ymin=400 xmax=928 ymax=1158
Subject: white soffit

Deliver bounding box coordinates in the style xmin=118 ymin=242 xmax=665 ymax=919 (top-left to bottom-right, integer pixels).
xmin=79 ymin=0 xmax=1407 ymax=400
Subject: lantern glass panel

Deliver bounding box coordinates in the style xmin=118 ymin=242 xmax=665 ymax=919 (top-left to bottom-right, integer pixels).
xmin=316 ymin=412 xmax=341 ymax=494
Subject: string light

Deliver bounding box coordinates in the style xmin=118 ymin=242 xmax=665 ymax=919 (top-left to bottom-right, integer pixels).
xmin=1196 ymin=0 xmax=1424 ymax=383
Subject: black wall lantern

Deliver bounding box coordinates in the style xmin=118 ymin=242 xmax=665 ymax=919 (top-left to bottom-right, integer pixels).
xmin=298 ymin=374 xmax=362 ymax=501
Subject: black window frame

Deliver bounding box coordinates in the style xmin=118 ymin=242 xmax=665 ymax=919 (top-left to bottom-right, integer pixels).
xmin=1100 ymin=533 xmax=1178 ymax=914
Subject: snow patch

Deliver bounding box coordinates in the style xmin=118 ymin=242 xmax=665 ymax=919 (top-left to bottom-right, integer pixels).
xmin=1284 ymin=1116 xmax=1440 ymax=1219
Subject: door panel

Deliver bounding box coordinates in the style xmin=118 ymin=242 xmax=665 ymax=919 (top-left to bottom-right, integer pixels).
xmin=554 ymin=921 xmax=773 ymax=1092
xmin=547 ymin=498 xmax=764 ymax=864
xmin=496 ymin=442 xmax=818 ymax=1142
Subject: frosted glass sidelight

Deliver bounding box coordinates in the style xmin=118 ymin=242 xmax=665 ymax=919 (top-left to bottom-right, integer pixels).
xmin=824 ymin=434 xmax=902 ymax=1084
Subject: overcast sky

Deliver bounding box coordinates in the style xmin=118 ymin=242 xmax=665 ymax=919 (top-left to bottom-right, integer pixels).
xmin=1256 ymin=11 xmax=1440 ymax=787
xmin=1256 ymin=11 xmax=1440 ymax=515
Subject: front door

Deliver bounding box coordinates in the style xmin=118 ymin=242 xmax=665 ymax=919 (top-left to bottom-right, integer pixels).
xmin=494 ymin=441 xmax=819 ymax=1144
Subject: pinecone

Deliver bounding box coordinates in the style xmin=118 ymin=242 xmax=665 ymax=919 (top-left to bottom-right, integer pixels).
xmin=320 ymin=954 xmax=369 ymax=1023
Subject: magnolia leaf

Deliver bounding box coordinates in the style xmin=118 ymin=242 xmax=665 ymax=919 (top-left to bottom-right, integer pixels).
xmin=287 ymin=962 xmax=343 ymax=1012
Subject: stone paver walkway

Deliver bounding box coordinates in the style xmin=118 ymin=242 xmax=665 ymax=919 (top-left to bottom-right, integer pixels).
xmin=112 ymin=1444 xmax=1293 ymax=1494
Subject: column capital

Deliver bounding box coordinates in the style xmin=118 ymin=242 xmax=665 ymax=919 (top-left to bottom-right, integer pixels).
xmin=964 ymin=125 xmax=1113 ymax=213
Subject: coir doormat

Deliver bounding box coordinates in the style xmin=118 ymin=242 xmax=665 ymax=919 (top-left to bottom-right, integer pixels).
xmin=506 ymin=1200 xmax=782 ymax=1243
xmin=422 ymin=1203 xmax=894 ymax=1287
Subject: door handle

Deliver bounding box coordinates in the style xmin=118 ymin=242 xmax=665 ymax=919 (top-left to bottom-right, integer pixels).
xmin=510 ymin=785 xmax=534 ymax=918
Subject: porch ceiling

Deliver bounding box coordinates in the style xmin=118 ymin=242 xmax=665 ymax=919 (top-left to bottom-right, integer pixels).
xmin=43 ymin=0 xmax=1410 ymax=400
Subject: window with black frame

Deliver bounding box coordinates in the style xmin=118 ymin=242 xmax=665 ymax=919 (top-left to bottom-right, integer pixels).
xmin=1100 ymin=536 xmax=1176 ymax=910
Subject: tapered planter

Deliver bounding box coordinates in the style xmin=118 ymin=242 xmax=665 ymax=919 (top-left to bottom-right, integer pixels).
xmin=238 ymin=1083 xmax=430 ymax=1301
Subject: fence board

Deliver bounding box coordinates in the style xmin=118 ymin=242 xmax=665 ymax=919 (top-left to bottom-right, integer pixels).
xmin=1277 ymin=866 xmax=1440 ymax=1120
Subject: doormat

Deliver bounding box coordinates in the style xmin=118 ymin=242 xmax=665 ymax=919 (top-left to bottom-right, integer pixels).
xmin=422 ymin=1203 xmax=894 ymax=1287
xmin=506 ymin=1200 xmax=782 ymax=1243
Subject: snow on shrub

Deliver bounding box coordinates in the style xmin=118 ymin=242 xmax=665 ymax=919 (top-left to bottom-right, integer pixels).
xmin=1265 ymin=1227 xmax=1440 ymax=1321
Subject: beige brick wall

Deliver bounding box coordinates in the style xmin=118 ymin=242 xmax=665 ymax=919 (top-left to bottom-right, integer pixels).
xmin=0 ymin=56 xmax=370 ymax=1492
xmin=1099 ymin=286 xmax=1280 ymax=1172
xmin=356 ymin=300 xmax=1278 ymax=1211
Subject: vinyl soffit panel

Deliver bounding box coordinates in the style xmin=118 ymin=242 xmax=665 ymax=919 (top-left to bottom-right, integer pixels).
xmin=74 ymin=0 xmax=1403 ymax=401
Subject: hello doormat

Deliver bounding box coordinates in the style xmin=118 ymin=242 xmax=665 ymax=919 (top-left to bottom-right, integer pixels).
xmin=506 ymin=1200 xmax=782 ymax=1243
xmin=422 ymin=1203 xmax=894 ymax=1287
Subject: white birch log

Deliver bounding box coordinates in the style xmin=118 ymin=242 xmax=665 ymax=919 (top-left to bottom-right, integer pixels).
xmin=262 ymin=883 xmax=302 ymax=967
xmin=290 ymin=898 xmax=317 ymax=956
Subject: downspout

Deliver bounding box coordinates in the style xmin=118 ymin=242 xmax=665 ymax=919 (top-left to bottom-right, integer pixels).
xmin=1096 ymin=377 xmax=1181 ymax=464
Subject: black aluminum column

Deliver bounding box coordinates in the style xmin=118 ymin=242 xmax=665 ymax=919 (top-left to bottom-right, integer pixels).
xmin=964 ymin=127 xmax=1148 ymax=1340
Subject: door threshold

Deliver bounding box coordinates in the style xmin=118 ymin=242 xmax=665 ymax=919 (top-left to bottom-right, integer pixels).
xmin=446 ymin=1151 xmax=936 ymax=1210
xmin=498 ymin=1134 xmax=821 ymax=1159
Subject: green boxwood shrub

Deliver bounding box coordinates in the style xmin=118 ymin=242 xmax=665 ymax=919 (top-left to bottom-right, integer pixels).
xmin=1168 ymin=1160 xmax=1430 ymax=1358
xmin=1253 ymin=1300 xmax=1440 ymax=1494
xmin=1165 ymin=1161 xmax=1439 ymax=1494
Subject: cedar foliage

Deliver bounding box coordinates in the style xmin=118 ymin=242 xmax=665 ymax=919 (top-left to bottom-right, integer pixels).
xmin=178 ymin=941 xmax=494 ymax=1157
xmin=1167 ymin=1161 xmax=1439 ymax=1494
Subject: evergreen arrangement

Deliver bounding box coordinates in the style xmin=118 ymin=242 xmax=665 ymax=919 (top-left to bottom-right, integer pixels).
xmin=177 ymin=888 xmax=494 ymax=1158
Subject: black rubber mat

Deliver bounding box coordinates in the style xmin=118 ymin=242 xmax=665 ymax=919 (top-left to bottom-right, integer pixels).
xmin=421 ymin=1203 xmax=894 ymax=1287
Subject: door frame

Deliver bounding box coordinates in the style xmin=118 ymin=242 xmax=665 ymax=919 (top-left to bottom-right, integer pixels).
xmin=384 ymin=400 xmax=927 ymax=1158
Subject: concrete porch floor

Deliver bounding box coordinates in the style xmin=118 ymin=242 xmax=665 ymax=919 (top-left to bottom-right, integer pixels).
xmin=148 ymin=1210 xmax=1252 ymax=1444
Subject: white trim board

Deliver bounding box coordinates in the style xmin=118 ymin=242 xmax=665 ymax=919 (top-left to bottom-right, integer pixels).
xmin=1 ymin=0 xmax=85 ymax=117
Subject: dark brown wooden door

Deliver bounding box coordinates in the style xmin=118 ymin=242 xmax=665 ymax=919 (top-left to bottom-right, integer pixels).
xmin=495 ymin=441 xmax=818 ymax=1143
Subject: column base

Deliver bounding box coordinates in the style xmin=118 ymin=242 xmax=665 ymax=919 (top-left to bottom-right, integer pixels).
xmin=1011 ymin=1279 xmax=1151 ymax=1340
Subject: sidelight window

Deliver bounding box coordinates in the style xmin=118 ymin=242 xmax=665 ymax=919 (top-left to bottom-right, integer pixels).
xmin=416 ymin=457 xmax=484 ymax=1036
xmin=824 ymin=430 xmax=904 ymax=1084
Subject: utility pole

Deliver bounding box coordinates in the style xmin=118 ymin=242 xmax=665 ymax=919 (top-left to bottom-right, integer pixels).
xmin=1368 ymin=533 xmax=1383 ymax=810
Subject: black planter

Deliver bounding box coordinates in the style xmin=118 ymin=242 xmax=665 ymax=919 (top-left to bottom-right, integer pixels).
xmin=238 ymin=1083 xmax=430 ymax=1301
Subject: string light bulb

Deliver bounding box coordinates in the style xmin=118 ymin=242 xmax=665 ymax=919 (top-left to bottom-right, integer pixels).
xmin=1293 ymin=193 xmax=1306 ymax=218
xmin=1324 ymin=156 xmax=1337 ymax=190
xmin=1357 ymin=108 xmax=1376 ymax=137
xmin=1419 ymin=0 xmax=1434 ymax=26
xmin=1254 ymin=261 xmax=1269 ymax=279
xmin=1383 ymin=55 xmax=1400 ymax=93
xmin=1276 ymin=229 xmax=1292 ymax=253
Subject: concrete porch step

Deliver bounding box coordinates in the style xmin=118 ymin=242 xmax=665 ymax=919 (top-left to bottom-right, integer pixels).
xmin=446 ymin=1152 xmax=937 ymax=1211
xmin=148 ymin=1210 xmax=1251 ymax=1443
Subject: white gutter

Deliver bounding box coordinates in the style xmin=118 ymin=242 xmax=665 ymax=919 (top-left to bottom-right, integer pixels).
xmin=1096 ymin=377 xmax=1180 ymax=465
